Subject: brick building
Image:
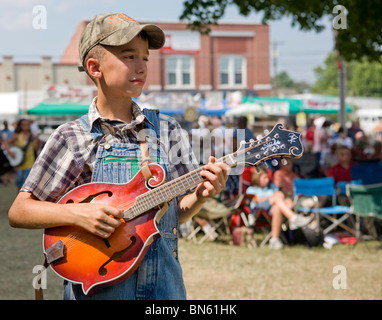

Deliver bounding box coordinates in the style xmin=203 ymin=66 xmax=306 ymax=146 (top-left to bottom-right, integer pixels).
xmin=61 ymin=20 xmax=271 ymax=96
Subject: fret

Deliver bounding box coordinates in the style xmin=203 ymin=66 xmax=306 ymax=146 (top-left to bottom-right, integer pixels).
xmin=155 ymin=189 xmax=164 ymax=204
xmin=163 ymin=186 xmax=171 ymax=198
xmin=190 ymin=170 xmax=201 ymax=185
xmin=180 ymin=177 xmax=187 ymax=190
xmin=183 ymin=177 xmax=194 ymax=191
xmin=168 ymin=183 xmax=176 ymax=196
xmin=136 ymin=199 xmax=144 ymax=214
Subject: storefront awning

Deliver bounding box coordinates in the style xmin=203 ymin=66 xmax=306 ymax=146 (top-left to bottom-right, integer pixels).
xmin=228 ymin=95 xmax=353 ymax=116
xmin=27 ymin=103 xmax=89 ymax=116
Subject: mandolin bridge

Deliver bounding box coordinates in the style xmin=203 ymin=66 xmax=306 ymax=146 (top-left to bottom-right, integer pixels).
xmin=44 ymin=239 xmax=65 ymax=264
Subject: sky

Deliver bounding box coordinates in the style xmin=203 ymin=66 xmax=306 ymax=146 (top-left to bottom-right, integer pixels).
xmin=0 ymin=0 xmax=335 ymax=85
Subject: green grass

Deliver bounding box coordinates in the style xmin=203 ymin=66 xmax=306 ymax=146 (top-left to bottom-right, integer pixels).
xmin=1 ymin=184 xmax=381 ymax=300
xmin=180 ymin=238 xmax=382 ymax=300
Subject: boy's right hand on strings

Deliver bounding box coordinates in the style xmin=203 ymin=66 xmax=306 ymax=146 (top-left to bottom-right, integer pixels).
xmin=69 ymin=203 xmax=124 ymax=239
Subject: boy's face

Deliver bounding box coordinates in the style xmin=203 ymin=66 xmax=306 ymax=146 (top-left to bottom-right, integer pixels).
xmin=97 ymin=35 xmax=149 ymax=98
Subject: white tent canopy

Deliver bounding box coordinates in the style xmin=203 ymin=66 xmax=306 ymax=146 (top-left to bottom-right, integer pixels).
xmin=0 ymin=92 xmax=19 ymax=115
xmin=0 ymin=91 xmax=44 ymax=121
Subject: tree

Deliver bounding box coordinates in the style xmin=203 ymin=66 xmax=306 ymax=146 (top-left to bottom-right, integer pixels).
xmin=274 ymin=71 xmax=294 ymax=89
xmin=180 ymin=0 xmax=382 ymax=62
xmin=348 ymin=60 xmax=382 ymax=97
xmin=311 ymin=52 xmax=382 ymax=97
xmin=272 ymin=71 xmax=311 ymax=93
xmin=311 ymin=53 xmax=339 ymax=95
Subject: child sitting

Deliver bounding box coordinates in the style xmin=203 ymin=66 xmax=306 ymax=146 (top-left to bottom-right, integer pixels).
xmin=246 ymin=168 xmax=312 ymax=249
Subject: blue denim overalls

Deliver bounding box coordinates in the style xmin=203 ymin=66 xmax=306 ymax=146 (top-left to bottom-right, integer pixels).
xmin=63 ymin=109 xmax=186 ymax=300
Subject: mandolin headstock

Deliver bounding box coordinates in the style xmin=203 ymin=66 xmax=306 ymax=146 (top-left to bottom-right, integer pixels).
xmin=233 ymin=123 xmax=304 ymax=168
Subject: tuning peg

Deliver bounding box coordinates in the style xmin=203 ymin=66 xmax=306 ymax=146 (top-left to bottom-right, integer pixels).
xmin=262 ymin=161 xmax=269 ymax=169
xmin=256 ymin=135 xmax=262 ymax=140
xmin=271 ymin=159 xmax=279 ymax=167
xmin=281 ymin=158 xmax=288 ymax=165
xmin=255 ymin=166 xmax=261 ymax=173
xmin=264 ymin=129 xmax=269 ymax=135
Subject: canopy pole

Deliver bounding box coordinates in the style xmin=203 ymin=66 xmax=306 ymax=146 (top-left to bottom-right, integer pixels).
xmin=334 ymin=28 xmax=346 ymax=130
xmin=338 ymin=58 xmax=346 ymax=129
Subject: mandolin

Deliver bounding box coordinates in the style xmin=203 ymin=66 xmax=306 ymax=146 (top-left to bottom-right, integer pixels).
xmin=43 ymin=123 xmax=303 ymax=295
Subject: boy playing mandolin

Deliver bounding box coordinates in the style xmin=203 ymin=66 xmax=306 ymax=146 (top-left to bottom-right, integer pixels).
xmin=8 ymin=13 xmax=230 ymax=300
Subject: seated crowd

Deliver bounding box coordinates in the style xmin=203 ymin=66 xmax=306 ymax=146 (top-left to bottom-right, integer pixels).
xmin=194 ymin=118 xmax=382 ymax=249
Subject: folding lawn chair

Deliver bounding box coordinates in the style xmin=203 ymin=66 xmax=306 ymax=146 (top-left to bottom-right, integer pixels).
xmin=234 ymin=194 xmax=288 ymax=248
xmin=293 ymin=177 xmax=356 ymax=235
xmin=187 ymin=195 xmax=244 ymax=244
xmin=292 ymin=152 xmax=320 ymax=178
xmin=347 ymin=182 xmax=382 ymax=244
xmin=351 ymin=161 xmax=382 ymax=185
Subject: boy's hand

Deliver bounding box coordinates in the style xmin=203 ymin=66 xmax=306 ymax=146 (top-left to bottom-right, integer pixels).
xmin=70 ymin=203 xmax=124 ymax=239
xmin=196 ymin=156 xmax=231 ymax=201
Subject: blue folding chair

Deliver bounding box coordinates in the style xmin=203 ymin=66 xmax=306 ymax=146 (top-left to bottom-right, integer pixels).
xmin=293 ymin=177 xmax=356 ymax=235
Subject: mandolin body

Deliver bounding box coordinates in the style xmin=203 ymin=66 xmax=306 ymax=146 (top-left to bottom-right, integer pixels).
xmin=43 ymin=163 xmax=166 ymax=296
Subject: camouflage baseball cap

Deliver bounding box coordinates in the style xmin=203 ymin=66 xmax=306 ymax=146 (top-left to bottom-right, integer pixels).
xmin=78 ymin=13 xmax=165 ymax=70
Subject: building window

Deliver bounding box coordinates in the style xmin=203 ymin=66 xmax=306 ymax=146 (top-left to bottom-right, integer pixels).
xmin=165 ymin=55 xmax=195 ymax=89
xmin=219 ymin=55 xmax=246 ymax=88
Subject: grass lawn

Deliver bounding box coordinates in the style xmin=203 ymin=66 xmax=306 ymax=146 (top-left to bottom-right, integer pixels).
xmin=1 ymin=184 xmax=381 ymax=300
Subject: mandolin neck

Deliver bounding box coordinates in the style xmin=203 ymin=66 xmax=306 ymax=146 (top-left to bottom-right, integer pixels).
xmin=123 ymin=153 xmax=237 ymax=221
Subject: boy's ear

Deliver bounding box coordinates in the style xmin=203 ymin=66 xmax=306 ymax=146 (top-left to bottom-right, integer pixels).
xmin=87 ymin=58 xmax=102 ymax=80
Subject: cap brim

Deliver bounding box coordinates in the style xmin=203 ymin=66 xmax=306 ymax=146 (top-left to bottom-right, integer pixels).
xmin=99 ymin=24 xmax=165 ymax=50
xmin=142 ymin=24 xmax=166 ymax=49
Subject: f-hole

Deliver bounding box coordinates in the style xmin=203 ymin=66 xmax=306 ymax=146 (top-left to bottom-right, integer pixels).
xmin=66 ymin=191 xmax=113 ymax=204
xmin=98 ymin=236 xmax=136 ymax=276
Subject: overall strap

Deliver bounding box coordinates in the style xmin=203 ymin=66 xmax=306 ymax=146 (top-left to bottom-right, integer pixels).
xmin=143 ymin=109 xmax=161 ymax=158
xmin=139 ymin=109 xmax=161 ymax=182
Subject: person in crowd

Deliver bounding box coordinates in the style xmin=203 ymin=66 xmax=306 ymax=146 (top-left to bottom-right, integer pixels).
xmin=232 ymin=116 xmax=255 ymax=152
xmin=313 ymin=119 xmax=331 ymax=165
xmin=347 ymin=120 xmax=364 ymax=144
xmin=3 ymin=118 xmax=40 ymax=190
xmin=210 ymin=116 xmax=227 ymax=158
xmin=272 ymin=158 xmax=299 ymax=198
xmin=326 ymin=145 xmax=356 ymax=185
xmin=321 ymin=142 xmax=339 ymax=176
xmin=246 ymin=168 xmax=312 ymax=250
xmin=351 ymin=131 xmax=369 ymax=161
xmin=304 ymin=120 xmax=315 ymax=153
xmin=0 ymin=120 xmax=14 ymax=141
xmin=369 ymin=140 xmax=382 ymax=161
xmin=333 ymin=127 xmax=353 ymax=149
xmin=0 ymin=135 xmax=15 ymax=185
